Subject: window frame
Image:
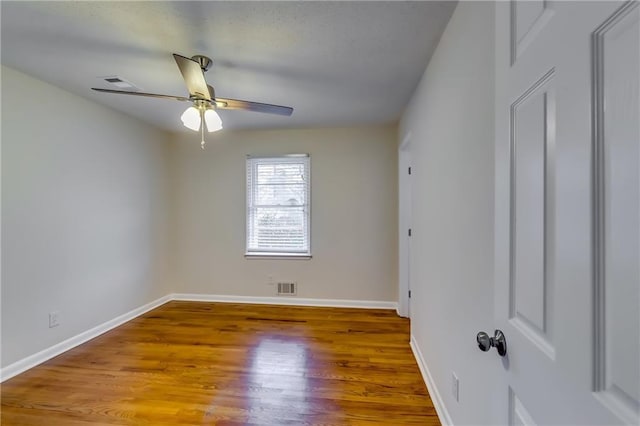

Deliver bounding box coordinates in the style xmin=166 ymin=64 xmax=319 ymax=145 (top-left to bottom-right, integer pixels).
xmin=245 ymin=154 xmax=311 ymax=259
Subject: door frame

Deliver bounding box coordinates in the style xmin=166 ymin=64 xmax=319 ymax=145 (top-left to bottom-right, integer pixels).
xmin=398 ymin=132 xmax=412 ymax=318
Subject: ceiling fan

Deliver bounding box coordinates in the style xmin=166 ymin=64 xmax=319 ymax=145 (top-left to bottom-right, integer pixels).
xmin=92 ymin=53 xmax=294 ymax=148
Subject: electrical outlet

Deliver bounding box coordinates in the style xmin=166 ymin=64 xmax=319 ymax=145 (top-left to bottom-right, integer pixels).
xmin=49 ymin=311 xmax=60 ymax=328
xmin=268 ymin=275 xmax=274 ymax=286
xmin=452 ymin=372 xmax=459 ymax=402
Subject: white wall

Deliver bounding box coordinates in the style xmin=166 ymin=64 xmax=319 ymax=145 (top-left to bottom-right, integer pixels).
xmin=1 ymin=66 xmax=171 ymax=367
xmin=400 ymin=2 xmax=497 ymax=424
xmin=169 ymin=126 xmax=398 ymax=302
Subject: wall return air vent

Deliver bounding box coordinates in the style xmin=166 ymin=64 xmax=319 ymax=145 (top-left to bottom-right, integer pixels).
xmin=277 ymin=282 xmax=297 ymax=296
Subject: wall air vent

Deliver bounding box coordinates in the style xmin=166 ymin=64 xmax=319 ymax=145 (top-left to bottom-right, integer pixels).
xmin=277 ymin=282 xmax=297 ymax=296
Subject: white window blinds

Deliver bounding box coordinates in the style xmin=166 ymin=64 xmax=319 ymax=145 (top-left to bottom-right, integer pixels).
xmin=246 ymin=155 xmax=310 ymax=256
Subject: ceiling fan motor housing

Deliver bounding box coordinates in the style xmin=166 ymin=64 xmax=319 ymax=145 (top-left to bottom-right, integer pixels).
xmin=192 ymin=55 xmax=213 ymax=72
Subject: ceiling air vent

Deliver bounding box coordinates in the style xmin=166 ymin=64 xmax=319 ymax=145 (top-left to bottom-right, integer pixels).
xmin=100 ymin=76 xmax=139 ymax=91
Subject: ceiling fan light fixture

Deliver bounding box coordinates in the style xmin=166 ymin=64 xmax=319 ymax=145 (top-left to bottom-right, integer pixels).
xmin=181 ymin=106 xmax=201 ymax=131
xmin=92 ymin=53 xmax=293 ymax=146
xmin=204 ymin=109 xmax=223 ymax=132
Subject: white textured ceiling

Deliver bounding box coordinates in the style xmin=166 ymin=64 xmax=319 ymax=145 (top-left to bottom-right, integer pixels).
xmin=1 ymin=1 xmax=455 ymax=132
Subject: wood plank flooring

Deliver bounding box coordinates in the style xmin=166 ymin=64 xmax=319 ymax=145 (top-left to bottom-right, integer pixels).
xmin=1 ymin=301 xmax=439 ymax=425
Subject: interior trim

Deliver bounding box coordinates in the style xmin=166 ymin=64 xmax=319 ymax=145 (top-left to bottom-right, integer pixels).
xmin=172 ymin=293 xmax=397 ymax=310
xmin=410 ymin=334 xmax=452 ymax=426
xmin=244 ymin=253 xmax=312 ymax=260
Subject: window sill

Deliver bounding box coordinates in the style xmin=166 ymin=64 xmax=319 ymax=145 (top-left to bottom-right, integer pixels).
xmin=245 ymin=253 xmax=312 ymax=260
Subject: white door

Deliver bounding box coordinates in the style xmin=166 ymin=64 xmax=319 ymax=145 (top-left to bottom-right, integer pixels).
xmin=494 ymin=1 xmax=639 ymax=425
xmin=399 ymin=135 xmax=412 ymax=318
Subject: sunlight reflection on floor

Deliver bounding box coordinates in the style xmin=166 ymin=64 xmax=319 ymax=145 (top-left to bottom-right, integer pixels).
xmin=247 ymin=337 xmax=310 ymax=423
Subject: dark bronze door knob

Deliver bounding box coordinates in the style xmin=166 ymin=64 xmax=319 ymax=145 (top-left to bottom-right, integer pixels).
xmin=476 ymin=329 xmax=507 ymax=356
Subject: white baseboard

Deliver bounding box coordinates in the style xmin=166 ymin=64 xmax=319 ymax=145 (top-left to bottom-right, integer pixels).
xmin=410 ymin=334 xmax=453 ymax=426
xmin=1 ymin=293 xmax=397 ymax=383
xmin=0 ymin=294 xmax=172 ymax=383
xmin=396 ymin=306 xmax=409 ymax=318
xmin=171 ymin=293 xmax=398 ymax=310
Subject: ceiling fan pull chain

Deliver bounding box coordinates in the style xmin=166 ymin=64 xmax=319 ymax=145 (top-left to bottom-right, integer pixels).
xmin=200 ymin=108 xmax=206 ymax=150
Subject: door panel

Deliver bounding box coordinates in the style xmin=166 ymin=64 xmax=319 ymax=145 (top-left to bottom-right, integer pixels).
xmin=593 ymin=2 xmax=640 ymax=423
xmin=495 ymin=1 xmax=639 ymax=425
xmin=509 ymin=387 xmax=537 ymax=426
xmin=511 ymin=0 xmax=554 ymax=64
xmin=510 ymin=69 xmax=556 ymax=359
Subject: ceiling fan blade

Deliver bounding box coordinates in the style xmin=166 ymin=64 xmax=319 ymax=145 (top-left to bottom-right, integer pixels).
xmin=215 ymin=97 xmax=293 ymax=116
xmin=92 ymin=88 xmax=190 ymax=101
xmin=173 ymin=54 xmax=211 ymax=101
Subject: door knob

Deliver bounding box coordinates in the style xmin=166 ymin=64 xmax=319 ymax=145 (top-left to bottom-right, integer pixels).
xmin=476 ymin=329 xmax=507 ymax=356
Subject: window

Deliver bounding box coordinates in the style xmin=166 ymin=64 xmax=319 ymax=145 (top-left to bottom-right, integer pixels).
xmin=246 ymin=155 xmax=310 ymax=257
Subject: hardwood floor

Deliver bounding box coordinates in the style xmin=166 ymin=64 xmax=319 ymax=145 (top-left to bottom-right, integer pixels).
xmin=1 ymin=301 xmax=439 ymax=425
